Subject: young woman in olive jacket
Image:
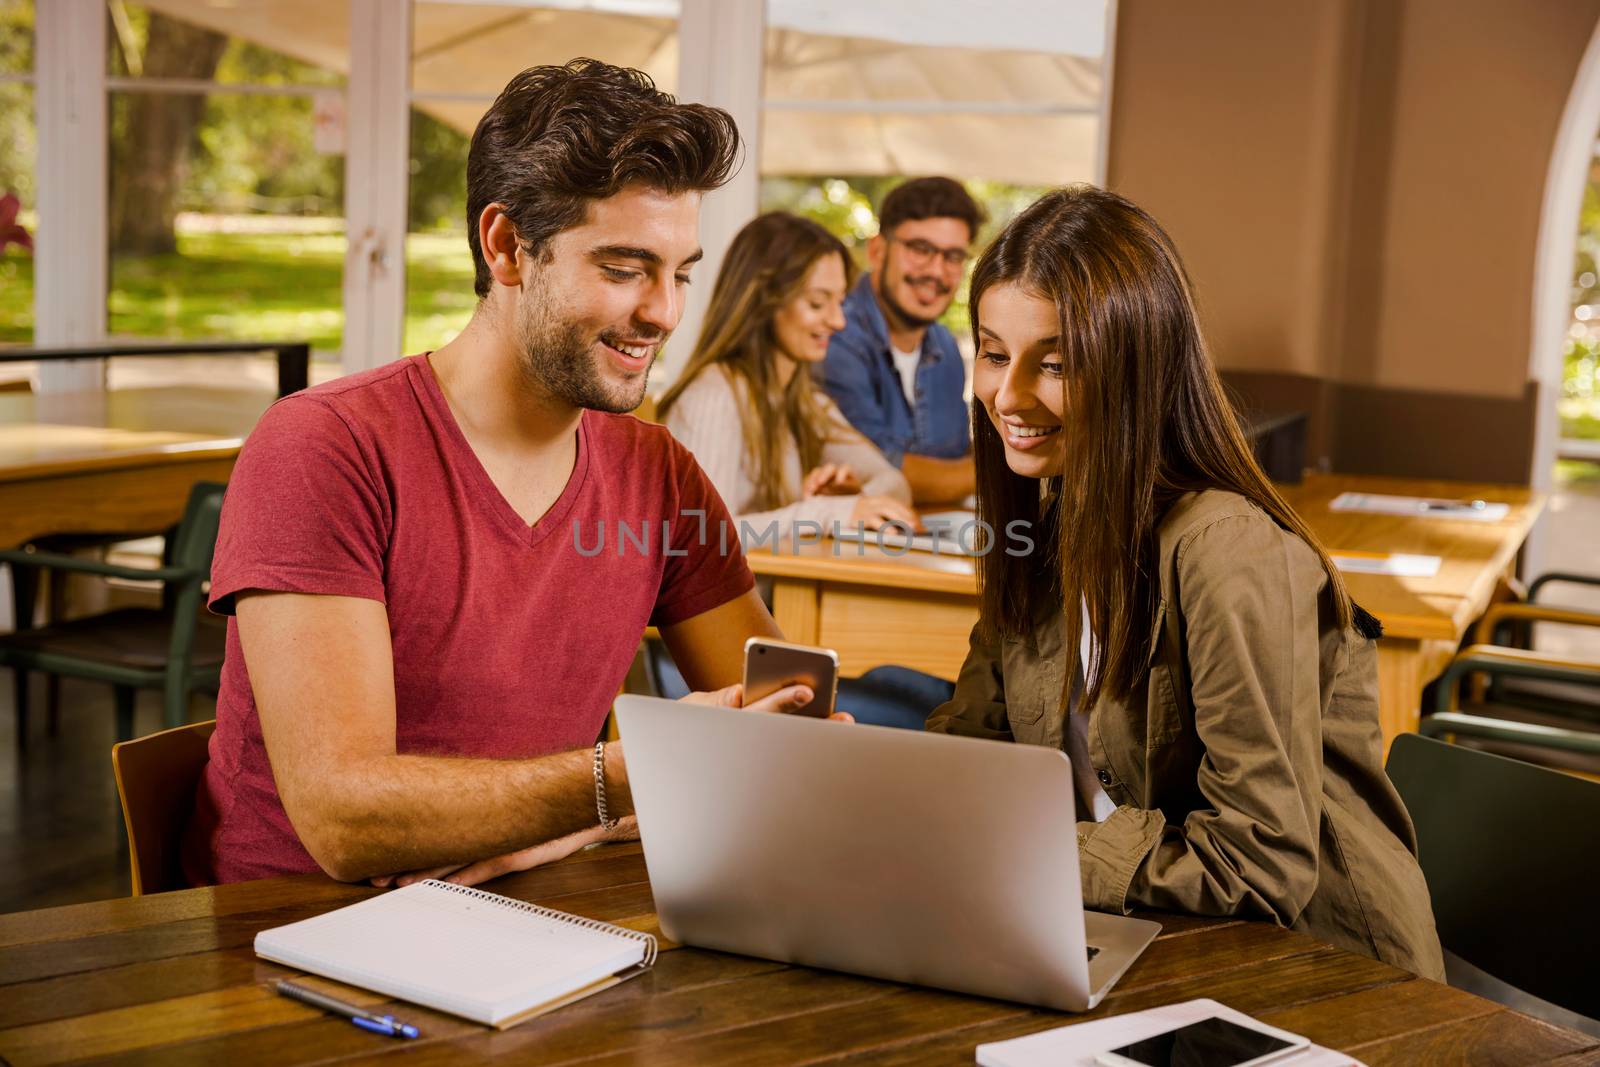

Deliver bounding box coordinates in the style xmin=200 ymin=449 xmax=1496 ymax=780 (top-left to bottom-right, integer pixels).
xmin=925 ymin=186 xmax=1445 ymax=980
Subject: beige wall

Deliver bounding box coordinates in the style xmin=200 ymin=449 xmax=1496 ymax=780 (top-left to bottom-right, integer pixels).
xmin=1108 ymin=1 xmax=1357 ymax=381
xmin=1364 ymin=0 xmax=1598 ymax=394
xmin=1106 ymin=0 xmax=1600 ymax=476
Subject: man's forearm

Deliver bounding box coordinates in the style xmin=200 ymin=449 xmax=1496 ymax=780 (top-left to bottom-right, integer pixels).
xmin=291 ymin=744 xmax=630 ymax=882
xmin=900 ymin=452 xmax=976 ymax=505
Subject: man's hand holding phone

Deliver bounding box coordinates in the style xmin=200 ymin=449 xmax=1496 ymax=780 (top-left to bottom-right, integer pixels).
xmin=681 ymin=681 xmax=854 ymax=722
xmin=741 ymin=638 xmax=845 ymax=719
xmin=368 ymin=651 xmax=850 ymax=891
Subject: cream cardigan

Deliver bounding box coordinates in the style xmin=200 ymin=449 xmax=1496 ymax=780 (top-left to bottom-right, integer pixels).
xmin=662 ymin=365 xmax=912 ymax=537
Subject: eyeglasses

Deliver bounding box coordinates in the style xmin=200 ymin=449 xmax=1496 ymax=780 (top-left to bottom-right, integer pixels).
xmin=891 ymin=237 xmax=970 ymax=269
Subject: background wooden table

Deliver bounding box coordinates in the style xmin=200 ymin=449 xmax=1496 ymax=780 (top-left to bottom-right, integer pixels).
xmin=750 ymin=537 xmax=978 ymax=682
xmin=1277 ymin=474 xmax=1543 ymax=747
xmin=753 ymin=474 xmax=1544 ymax=751
xmin=0 ymin=387 xmax=275 ymax=548
xmin=1 ymin=843 xmax=1591 ymax=1065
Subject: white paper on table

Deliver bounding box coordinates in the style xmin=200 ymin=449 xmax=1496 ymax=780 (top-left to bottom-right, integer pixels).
xmin=1330 ymin=492 xmax=1509 ymax=522
xmin=1330 ymin=553 xmax=1442 ymax=578
xmin=974 ymin=998 xmax=1365 ymax=1067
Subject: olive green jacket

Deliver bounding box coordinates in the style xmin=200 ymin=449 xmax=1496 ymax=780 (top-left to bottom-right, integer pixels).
xmin=926 ymin=490 xmax=1446 ymax=980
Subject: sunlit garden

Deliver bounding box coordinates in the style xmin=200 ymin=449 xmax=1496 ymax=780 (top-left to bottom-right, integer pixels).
xmin=1 ymin=221 xmax=477 ymax=356
xmin=0 ymin=176 xmax=1050 ymax=363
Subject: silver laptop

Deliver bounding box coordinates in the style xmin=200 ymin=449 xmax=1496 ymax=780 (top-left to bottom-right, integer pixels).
xmin=614 ymin=695 xmax=1161 ymax=1012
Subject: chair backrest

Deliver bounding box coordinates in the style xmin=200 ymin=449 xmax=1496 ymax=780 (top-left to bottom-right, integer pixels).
xmin=1386 ymin=733 xmax=1600 ymax=1018
xmin=111 ymin=719 xmax=215 ymax=895
xmin=167 ymin=481 xmax=227 ymax=573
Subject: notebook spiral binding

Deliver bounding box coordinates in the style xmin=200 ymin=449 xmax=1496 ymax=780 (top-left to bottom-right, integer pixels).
xmin=426 ymin=880 xmax=658 ymax=969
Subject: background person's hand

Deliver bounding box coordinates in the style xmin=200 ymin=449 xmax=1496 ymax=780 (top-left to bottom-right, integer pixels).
xmin=849 ymin=494 xmax=925 ymax=533
xmin=803 ymin=464 xmax=862 ymax=497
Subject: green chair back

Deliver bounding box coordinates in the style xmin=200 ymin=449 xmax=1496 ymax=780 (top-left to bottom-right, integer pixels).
xmin=1 ymin=480 xmax=229 ymax=741
xmin=1386 ymin=733 xmax=1600 ymax=1020
xmin=168 ymin=481 xmax=227 ymax=575
xmin=158 ymin=482 xmax=227 ymax=727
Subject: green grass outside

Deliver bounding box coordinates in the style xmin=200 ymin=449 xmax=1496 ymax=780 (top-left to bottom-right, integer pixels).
xmin=403 ymin=231 xmax=479 ymax=354
xmin=0 ymin=249 xmax=33 ymax=341
xmin=0 ymin=221 xmax=477 ymax=357
xmin=1556 ymin=460 xmax=1600 ymax=487
xmin=1559 ymin=400 xmax=1600 ymax=442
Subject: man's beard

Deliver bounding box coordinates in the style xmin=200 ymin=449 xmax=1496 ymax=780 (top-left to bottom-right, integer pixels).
xmin=879 ymin=252 xmax=951 ymax=331
xmin=515 ymin=300 xmax=658 ymax=414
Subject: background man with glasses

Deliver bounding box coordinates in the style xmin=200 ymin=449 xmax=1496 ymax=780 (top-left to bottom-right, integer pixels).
xmin=820 ymin=177 xmax=986 ymax=505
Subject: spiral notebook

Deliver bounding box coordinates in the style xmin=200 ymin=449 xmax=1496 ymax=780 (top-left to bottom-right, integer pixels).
xmin=254 ymin=880 xmax=657 ymax=1028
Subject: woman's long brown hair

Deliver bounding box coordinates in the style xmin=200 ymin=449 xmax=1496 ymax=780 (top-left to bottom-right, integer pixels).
xmin=657 ymin=212 xmax=857 ymax=510
xmin=970 ymin=186 xmax=1355 ymax=708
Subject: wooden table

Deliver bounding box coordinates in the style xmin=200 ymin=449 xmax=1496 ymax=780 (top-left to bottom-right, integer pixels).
xmin=751 ymin=537 xmax=979 ymax=682
xmin=1277 ymin=475 xmax=1543 ymax=745
xmin=1 ymin=844 xmax=1592 ymax=1065
xmin=751 ymin=474 xmax=1544 ymax=750
xmin=0 ymin=386 xmax=275 ymax=548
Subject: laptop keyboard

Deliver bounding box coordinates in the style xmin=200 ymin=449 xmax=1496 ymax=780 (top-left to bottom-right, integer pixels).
xmin=1087 ymin=945 xmax=1101 ymax=962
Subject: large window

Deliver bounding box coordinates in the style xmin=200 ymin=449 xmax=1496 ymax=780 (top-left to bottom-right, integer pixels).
xmin=104 ymin=2 xmax=347 ymax=383
xmin=14 ymin=1 xmax=1113 ymax=383
xmin=402 ymin=1 xmax=681 ymax=354
xmin=0 ymin=0 xmax=35 ymax=360
xmin=1569 ymin=164 xmax=1600 ymax=444
xmin=758 ymin=0 xmax=1111 ymax=343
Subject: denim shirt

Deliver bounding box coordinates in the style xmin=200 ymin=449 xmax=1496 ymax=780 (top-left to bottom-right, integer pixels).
xmin=819 ymin=273 xmax=970 ymax=466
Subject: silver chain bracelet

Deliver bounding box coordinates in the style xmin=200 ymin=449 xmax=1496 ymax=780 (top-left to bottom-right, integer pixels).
xmin=593 ymin=741 xmax=619 ymax=831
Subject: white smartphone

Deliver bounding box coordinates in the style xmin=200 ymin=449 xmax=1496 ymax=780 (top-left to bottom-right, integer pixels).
xmin=741 ymin=637 xmax=839 ymax=719
xmin=1094 ymin=1014 xmax=1310 ymax=1067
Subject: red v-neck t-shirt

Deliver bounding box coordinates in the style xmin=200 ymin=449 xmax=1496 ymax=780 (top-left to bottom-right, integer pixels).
xmin=185 ymin=355 xmax=754 ymax=883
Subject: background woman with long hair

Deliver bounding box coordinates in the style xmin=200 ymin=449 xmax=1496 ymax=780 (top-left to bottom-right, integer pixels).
xmin=925 ymin=186 xmax=1445 ymax=979
xmin=658 ymin=211 xmax=947 ymax=729
xmin=660 ymin=212 xmax=919 ymax=537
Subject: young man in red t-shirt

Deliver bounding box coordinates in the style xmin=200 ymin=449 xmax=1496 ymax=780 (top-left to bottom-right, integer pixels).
xmin=183 ymin=60 xmax=816 ymax=887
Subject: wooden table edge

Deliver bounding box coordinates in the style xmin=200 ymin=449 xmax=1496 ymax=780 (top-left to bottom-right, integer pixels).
xmin=748 ymin=548 xmax=977 ymax=596
xmin=0 ymin=439 xmax=247 ymax=483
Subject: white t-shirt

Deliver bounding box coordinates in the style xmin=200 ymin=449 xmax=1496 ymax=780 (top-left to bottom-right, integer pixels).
xmin=1068 ymin=599 xmax=1117 ymax=822
xmin=890 ymin=340 xmax=921 ymax=406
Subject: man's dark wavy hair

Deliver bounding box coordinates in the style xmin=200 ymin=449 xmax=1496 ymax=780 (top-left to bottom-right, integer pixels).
xmin=466 ymin=58 xmax=742 ymax=297
xmin=878 ymin=176 xmax=986 ymax=241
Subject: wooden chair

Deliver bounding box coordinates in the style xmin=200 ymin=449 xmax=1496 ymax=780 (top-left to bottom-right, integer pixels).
xmin=1386 ymin=733 xmax=1600 ymax=1022
xmin=111 ymin=718 xmax=215 ymax=895
xmin=1485 ymin=571 xmax=1600 ymax=643
xmin=1422 ymin=644 xmax=1600 ymax=777
xmin=1476 ymin=576 xmax=1600 ymax=653
xmin=1472 ymin=586 xmax=1600 ymax=708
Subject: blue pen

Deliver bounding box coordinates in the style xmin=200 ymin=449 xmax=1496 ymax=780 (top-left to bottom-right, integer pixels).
xmin=274 ymin=978 xmax=421 ymax=1039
